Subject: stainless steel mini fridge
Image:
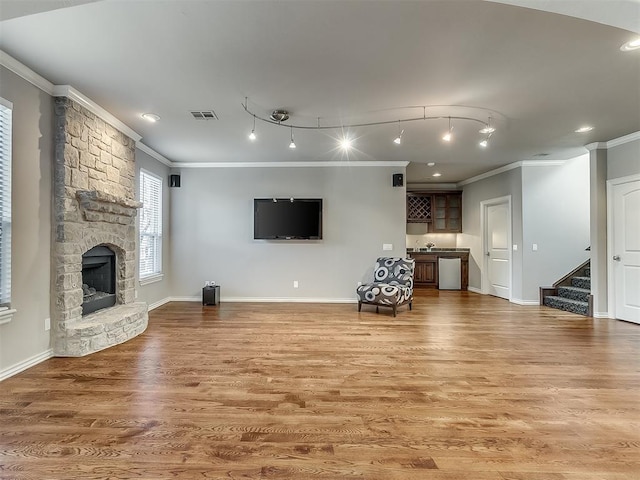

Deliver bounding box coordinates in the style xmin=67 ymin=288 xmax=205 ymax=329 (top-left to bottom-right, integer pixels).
xmin=438 ymin=257 xmax=461 ymax=290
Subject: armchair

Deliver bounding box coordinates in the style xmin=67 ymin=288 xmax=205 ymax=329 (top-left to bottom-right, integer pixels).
xmin=356 ymin=257 xmax=415 ymax=317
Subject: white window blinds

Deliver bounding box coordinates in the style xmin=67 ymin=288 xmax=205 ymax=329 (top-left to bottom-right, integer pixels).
xmin=0 ymin=99 xmax=12 ymax=307
xmin=139 ymin=169 xmax=162 ymax=279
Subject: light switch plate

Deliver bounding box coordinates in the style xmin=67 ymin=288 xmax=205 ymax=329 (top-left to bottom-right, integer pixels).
xmin=513 ymin=244 xmax=518 ymax=251
xmin=383 ymin=244 xmax=393 ymax=251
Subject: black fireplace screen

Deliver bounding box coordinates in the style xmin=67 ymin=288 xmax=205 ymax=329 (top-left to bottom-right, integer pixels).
xmin=82 ymin=245 xmax=116 ymax=315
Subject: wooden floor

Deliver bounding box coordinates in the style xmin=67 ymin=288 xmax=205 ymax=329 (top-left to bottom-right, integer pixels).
xmin=1 ymin=290 xmax=639 ymax=479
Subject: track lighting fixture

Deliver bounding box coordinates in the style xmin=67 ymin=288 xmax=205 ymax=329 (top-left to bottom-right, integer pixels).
xmin=442 ymin=117 xmax=453 ymax=142
xmin=249 ymin=114 xmax=257 ymax=141
xmin=393 ymin=121 xmax=404 ymax=145
xmin=242 ymin=99 xmax=497 ymax=150
xmin=289 ymin=126 xmax=296 ymax=149
xmin=479 ymin=116 xmax=495 ymax=134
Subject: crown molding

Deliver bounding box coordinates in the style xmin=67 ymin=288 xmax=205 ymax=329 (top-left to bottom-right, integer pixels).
xmin=457 ymin=162 xmax=521 ymax=186
xmin=136 ymin=142 xmax=173 ymax=167
xmin=1 ymin=49 xmax=170 ymax=163
xmin=520 ymin=160 xmax=566 ymax=167
xmin=606 ymin=131 xmax=640 ymax=148
xmin=0 ymin=50 xmax=54 ymax=94
xmin=457 ymin=159 xmax=567 ymax=187
xmin=52 ymin=85 xmax=142 ymax=142
xmin=585 ymin=142 xmax=608 ymax=151
xmin=407 ymin=183 xmax=459 ymax=191
xmin=176 ymin=161 xmax=409 ymax=168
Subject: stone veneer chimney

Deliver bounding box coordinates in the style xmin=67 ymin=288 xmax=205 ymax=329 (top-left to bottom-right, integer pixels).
xmin=53 ymin=97 xmax=148 ymax=356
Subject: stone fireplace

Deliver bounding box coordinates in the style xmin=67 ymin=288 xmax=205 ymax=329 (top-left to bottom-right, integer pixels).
xmin=53 ymin=97 xmax=148 ymax=357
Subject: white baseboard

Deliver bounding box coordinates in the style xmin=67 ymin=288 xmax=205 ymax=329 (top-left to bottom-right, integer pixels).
xmin=168 ymin=296 xmax=357 ymax=304
xmin=169 ymin=296 xmax=201 ymax=302
xmin=593 ymin=311 xmax=611 ymax=319
xmin=467 ymin=286 xmax=482 ymax=294
xmin=511 ymin=298 xmax=540 ymax=306
xmin=147 ymin=297 xmax=171 ymax=311
xmin=223 ymin=297 xmax=357 ymax=303
xmin=0 ymin=349 xmax=54 ymax=382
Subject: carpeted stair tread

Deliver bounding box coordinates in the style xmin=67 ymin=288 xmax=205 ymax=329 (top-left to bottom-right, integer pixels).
xmin=557 ymin=286 xmax=590 ymax=303
xmin=543 ymin=296 xmax=589 ymax=316
xmin=571 ymin=276 xmax=591 ymax=289
xmin=584 ymin=267 xmax=591 ymax=277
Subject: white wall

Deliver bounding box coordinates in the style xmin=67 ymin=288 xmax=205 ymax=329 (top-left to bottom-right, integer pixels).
xmin=608 ymin=137 xmax=640 ymax=180
xmin=458 ymin=156 xmax=591 ymax=303
xmin=170 ymin=166 xmax=406 ymax=301
xmin=521 ymin=156 xmax=590 ymax=300
xmin=135 ymin=148 xmax=172 ymax=309
xmin=458 ymin=167 xmax=524 ymax=299
xmin=0 ymin=66 xmax=53 ymax=377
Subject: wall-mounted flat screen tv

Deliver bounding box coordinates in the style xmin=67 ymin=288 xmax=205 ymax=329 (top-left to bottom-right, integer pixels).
xmin=254 ymin=198 xmax=323 ymax=240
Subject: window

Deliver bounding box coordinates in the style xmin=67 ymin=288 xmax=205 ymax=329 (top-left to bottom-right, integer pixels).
xmin=0 ymin=98 xmax=13 ymax=323
xmin=139 ymin=169 xmax=162 ymax=282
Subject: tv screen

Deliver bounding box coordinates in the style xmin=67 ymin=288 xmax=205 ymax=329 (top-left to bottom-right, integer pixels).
xmin=254 ymin=198 xmax=323 ymax=240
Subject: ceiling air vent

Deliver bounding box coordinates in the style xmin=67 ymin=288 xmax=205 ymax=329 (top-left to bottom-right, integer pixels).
xmin=191 ymin=110 xmax=218 ymax=120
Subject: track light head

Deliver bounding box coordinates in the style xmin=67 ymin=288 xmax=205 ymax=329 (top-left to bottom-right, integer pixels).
xmin=289 ymin=126 xmax=296 ymax=148
xmin=340 ymin=137 xmax=352 ymax=150
xmin=443 ymin=118 xmax=453 ymax=142
xmin=393 ymin=128 xmax=404 ymax=145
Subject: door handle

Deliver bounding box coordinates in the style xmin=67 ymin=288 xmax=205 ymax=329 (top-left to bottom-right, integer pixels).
xmin=613 ymin=255 xmax=621 ymax=261
xmin=486 ymin=252 xmax=490 ymax=256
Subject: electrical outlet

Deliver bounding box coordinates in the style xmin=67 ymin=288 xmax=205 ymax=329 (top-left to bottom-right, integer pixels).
xmin=532 ymin=243 xmax=538 ymax=251
xmin=44 ymin=318 xmax=51 ymax=331
xmin=513 ymin=244 xmax=518 ymax=251
xmin=383 ymin=243 xmax=393 ymax=251
xmin=293 ymin=280 xmax=299 ymax=288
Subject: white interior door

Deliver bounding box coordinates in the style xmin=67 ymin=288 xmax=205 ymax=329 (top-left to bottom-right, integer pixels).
xmin=612 ymin=180 xmax=640 ymax=324
xmin=485 ymin=201 xmax=510 ymax=299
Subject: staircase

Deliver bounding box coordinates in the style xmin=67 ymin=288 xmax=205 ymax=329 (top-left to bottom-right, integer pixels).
xmin=540 ymin=261 xmax=592 ymax=317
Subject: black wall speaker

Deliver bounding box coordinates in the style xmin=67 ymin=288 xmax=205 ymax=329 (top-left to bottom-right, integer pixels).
xmin=169 ymin=174 xmax=181 ymax=188
xmin=392 ymin=173 xmax=404 ymax=187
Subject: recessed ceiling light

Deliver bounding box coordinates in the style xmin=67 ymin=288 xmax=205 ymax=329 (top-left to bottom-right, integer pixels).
xmin=575 ymin=126 xmax=594 ymax=133
xmin=620 ymin=38 xmax=640 ymax=52
xmin=427 ymin=162 xmax=435 ymax=167
xmin=141 ymin=113 xmax=160 ymax=123
xmin=432 ymin=172 xmax=442 ymax=177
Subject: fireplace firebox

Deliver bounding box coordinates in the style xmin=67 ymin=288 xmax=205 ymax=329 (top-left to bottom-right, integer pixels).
xmin=82 ymin=245 xmax=116 ymax=315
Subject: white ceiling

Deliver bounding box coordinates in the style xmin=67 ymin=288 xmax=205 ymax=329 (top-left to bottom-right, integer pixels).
xmin=1 ymin=0 xmax=639 ymax=183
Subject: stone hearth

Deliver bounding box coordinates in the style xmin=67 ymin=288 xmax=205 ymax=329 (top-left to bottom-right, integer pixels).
xmin=53 ymin=97 xmax=148 ymax=357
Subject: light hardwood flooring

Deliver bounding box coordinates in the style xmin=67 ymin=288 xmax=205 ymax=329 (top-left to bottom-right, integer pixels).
xmin=1 ymin=289 xmax=639 ymax=479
